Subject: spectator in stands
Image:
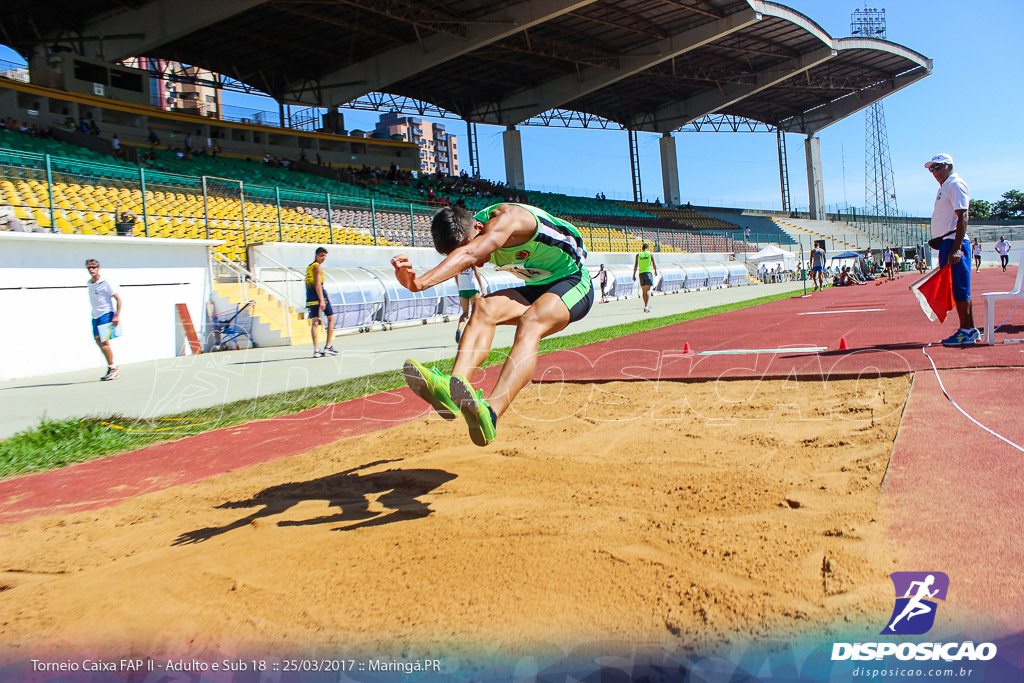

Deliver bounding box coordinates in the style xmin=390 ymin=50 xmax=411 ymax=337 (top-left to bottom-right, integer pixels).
xmin=2 ymin=215 xmax=26 ymax=231
xmin=184 ymin=133 xmax=192 ymax=152
xmin=394 ymin=203 xmax=594 ymax=446
xmin=148 ymin=128 xmax=159 ymax=146
xmin=86 ymin=259 xmax=122 ymax=381
xmin=972 ymin=237 xmax=982 ymax=272
xmin=110 ymin=134 xmax=123 ymax=159
xmin=305 ymin=247 xmax=337 ymax=358
xmin=809 ymin=242 xmax=826 ymax=290
xmin=633 ymin=242 xmax=657 ymax=313
xmin=925 ymin=153 xmax=975 ymax=346
xmin=88 ymin=119 xmax=100 ymax=136
xmin=114 ymin=205 xmax=137 ymax=236
xmin=995 ymin=236 xmax=1012 ymax=272
xmin=454 ymin=266 xmax=484 ymax=344
xmin=592 ymin=264 xmax=609 ymax=302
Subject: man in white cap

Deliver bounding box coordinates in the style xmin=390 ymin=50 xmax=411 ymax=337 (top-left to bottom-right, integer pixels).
xmin=925 ymin=153 xmax=976 ymax=345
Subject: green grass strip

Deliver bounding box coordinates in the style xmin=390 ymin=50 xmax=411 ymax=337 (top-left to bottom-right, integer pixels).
xmin=0 ymin=291 xmax=798 ymax=478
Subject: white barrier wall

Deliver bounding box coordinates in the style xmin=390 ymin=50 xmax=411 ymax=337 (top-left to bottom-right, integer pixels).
xmin=249 ymin=243 xmax=733 ymax=278
xmin=251 ymin=243 xmax=443 ymax=275
xmin=249 ymin=241 xmax=735 ymax=311
xmin=0 ymin=232 xmax=219 ymax=380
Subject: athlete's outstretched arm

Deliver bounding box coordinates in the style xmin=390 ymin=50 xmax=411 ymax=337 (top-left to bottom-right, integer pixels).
xmin=392 ymin=204 xmax=525 ymax=292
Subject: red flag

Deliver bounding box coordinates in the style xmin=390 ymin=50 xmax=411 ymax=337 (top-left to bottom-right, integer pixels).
xmin=909 ymin=266 xmax=955 ymax=322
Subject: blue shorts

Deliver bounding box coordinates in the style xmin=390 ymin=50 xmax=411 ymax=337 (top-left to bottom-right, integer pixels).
xmin=306 ymin=292 xmax=334 ymax=319
xmin=811 ymin=265 xmax=824 ymax=273
xmin=92 ymin=311 xmax=114 ymax=338
xmin=938 ymin=238 xmax=972 ymax=302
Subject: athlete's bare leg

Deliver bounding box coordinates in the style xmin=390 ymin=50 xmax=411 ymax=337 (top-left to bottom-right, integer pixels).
xmin=451 ymin=290 xmax=569 ymax=418
xmin=325 ymin=315 xmax=335 ymax=348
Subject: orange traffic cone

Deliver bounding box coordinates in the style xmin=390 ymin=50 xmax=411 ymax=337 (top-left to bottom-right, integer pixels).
xmin=683 ymin=342 xmax=693 ymax=355
xmin=839 ymin=337 xmax=849 ymax=350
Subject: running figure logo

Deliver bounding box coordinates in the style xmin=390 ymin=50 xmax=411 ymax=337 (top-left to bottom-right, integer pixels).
xmin=883 ymin=571 xmax=949 ymax=635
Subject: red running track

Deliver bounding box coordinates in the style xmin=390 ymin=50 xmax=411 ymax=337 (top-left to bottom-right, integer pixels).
xmin=885 ymin=366 xmax=1024 ymax=636
xmin=532 ymin=269 xmax=1024 ymax=382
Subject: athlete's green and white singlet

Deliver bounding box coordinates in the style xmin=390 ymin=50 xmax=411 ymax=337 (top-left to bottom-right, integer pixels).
xmin=473 ymin=203 xmax=587 ymax=286
xmin=636 ymin=250 xmax=653 ymax=274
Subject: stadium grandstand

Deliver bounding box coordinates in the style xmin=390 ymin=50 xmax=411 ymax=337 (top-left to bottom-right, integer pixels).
xmin=0 ymin=0 xmax=934 ymax=376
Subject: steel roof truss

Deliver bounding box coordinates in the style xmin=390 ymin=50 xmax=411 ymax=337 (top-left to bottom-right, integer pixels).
xmin=284 ymin=0 xmax=597 ymax=107
xmin=65 ymin=0 xmax=268 ymax=62
xmin=780 ymin=67 xmax=929 ymax=135
xmin=470 ymin=6 xmax=761 ymax=125
xmin=635 ymin=44 xmax=835 ymax=132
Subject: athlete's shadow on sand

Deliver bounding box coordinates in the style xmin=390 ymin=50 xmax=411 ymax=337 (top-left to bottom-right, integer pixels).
xmin=172 ymin=459 xmax=455 ymax=545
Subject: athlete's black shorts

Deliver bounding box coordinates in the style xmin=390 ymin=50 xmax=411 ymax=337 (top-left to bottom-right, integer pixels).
xmin=639 ymin=272 xmax=654 ymax=287
xmin=513 ymin=270 xmax=594 ymax=324
xmin=306 ymin=288 xmax=334 ymax=319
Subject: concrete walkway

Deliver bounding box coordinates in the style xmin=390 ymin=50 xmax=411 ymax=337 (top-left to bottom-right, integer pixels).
xmin=0 ymin=281 xmax=805 ymax=438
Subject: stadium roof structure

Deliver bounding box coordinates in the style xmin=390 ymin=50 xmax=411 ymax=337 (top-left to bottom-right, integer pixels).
xmin=2 ymin=0 xmax=931 ymax=135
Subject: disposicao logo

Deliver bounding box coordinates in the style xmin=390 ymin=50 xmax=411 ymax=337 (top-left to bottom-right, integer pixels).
xmin=883 ymin=571 xmax=948 ymax=635
xmin=831 ymin=571 xmax=998 ymax=662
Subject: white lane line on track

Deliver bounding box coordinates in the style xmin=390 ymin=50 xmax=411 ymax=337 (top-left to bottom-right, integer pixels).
xmin=797 ymin=308 xmax=884 ymax=315
xmin=696 ymin=346 xmax=829 ymax=356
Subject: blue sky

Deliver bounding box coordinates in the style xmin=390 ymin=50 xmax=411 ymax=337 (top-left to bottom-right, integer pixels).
xmin=2 ymin=1 xmax=1020 ymax=215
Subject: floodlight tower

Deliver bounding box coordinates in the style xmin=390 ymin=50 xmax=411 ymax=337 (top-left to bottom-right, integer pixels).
xmin=852 ymin=7 xmax=898 ymax=234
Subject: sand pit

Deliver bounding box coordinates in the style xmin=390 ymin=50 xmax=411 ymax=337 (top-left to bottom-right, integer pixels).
xmin=0 ymin=376 xmax=910 ymax=662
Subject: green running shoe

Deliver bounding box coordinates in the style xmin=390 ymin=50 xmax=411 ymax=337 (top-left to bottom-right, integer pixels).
xmin=449 ymin=374 xmax=498 ymax=446
xmin=403 ymin=359 xmax=457 ymax=420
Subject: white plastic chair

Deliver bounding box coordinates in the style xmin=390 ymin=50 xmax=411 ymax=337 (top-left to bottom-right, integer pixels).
xmin=982 ymin=249 xmax=1024 ymax=344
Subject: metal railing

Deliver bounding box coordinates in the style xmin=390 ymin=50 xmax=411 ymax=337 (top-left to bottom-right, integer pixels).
xmin=210 ymin=251 xmax=293 ymax=340
xmin=830 ymin=207 xmax=931 ymax=247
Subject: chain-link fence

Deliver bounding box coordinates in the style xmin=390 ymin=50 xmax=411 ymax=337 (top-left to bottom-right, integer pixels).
xmin=830 ymin=207 xmax=931 ymax=248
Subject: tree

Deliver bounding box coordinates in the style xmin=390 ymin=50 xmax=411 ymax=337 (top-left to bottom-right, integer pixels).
xmin=992 ymin=190 xmax=1024 ymax=220
xmin=969 ymin=199 xmax=992 ymax=219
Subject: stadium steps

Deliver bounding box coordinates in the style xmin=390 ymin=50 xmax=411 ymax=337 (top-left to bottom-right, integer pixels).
xmin=210 ymin=281 xmax=310 ymax=348
xmin=771 ymin=218 xmax=866 ymax=252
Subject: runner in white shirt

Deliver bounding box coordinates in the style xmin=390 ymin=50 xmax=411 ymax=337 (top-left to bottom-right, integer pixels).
xmin=995 ymin=236 xmax=1012 ymax=272
xmin=86 ymin=258 xmax=122 ymax=380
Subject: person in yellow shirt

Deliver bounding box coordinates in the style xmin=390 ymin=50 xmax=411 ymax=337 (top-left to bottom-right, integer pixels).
xmin=632 ymin=243 xmax=658 ymax=313
xmin=305 ymin=247 xmax=336 ymax=357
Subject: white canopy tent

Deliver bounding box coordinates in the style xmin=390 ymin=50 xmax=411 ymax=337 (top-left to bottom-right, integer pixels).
xmin=749 ymin=245 xmax=797 ymax=271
